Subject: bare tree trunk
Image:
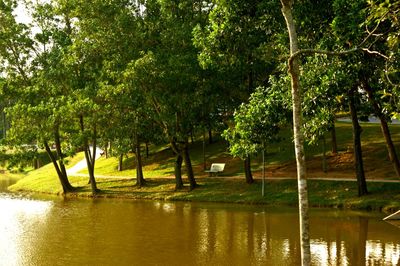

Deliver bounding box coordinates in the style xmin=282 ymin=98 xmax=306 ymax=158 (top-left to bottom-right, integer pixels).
xmin=80 ymin=115 xmax=98 ymax=194
xmin=44 ymin=141 xmax=74 ymax=193
xmin=183 ymin=141 xmax=197 ymax=190
xmin=364 ymin=81 xmax=400 ymax=178
xmin=280 ymin=1 xmax=311 ymax=265
xmin=145 ymin=142 xmax=149 ymax=158
xmin=2 ymin=109 xmax=6 ymax=139
xmin=203 ymin=130 xmax=207 ymax=171
xmin=348 ymin=88 xmax=368 ymax=196
xmin=118 ymin=154 xmax=123 ymax=171
xmin=322 ymin=135 xmax=327 ymax=173
xmin=174 ymin=154 xmax=184 ymax=190
xmin=244 ymin=155 xmax=254 ymax=184
xmin=54 ymin=129 xmax=68 ymax=180
xmin=135 ymin=135 xmax=145 ymax=187
xmin=330 ymin=123 xmax=338 ymax=155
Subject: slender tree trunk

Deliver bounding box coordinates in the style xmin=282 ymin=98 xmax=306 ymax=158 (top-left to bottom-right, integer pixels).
xmin=330 ymin=123 xmax=338 ymax=155
xmin=2 ymin=109 xmax=6 ymax=139
xmin=54 ymin=129 xmax=68 ymax=180
xmin=203 ymin=130 xmax=206 ymax=171
xmin=183 ymin=141 xmax=197 ymax=190
xmin=348 ymin=88 xmax=368 ymax=196
xmin=108 ymin=142 xmax=112 ymax=158
xmin=281 ymin=1 xmax=311 ymax=265
xmin=364 ymin=81 xmax=400 ymax=178
xmin=244 ymin=155 xmax=254 ymax=184
xmin=208 ymin=128 xmax=213 ymax=144
xmin=84 ymin=144 xmax=98 ymax=194
xmin=174 ymin=154 xmax=184 ymax=190
xmin=44 ymin=141 xmax=74 ymax=193
xmin=145 ymin=142 xmax=149 ymax=158
xmin=118 ymin=154 xmax=123 ymax=171
xmin=322 ymin=135 xmax=327 ymax=173
xmin=262 ymin=141 xmax=266 ymax=197
xmin=80 ymin=115 xmax=98 ymax=194
xmin=135 ymin=136 xmax=145 ymax=187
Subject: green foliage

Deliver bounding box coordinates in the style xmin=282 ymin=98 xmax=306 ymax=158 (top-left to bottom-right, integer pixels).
xmin=223 ymin=85 xmax=290 ymax=158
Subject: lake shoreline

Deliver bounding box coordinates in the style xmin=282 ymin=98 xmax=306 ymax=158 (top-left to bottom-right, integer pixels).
xmin=7 ymin=175 xmax=400 ymax=214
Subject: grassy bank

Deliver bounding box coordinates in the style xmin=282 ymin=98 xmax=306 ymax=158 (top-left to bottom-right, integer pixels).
xmin=6 ymin=121 xmax=400 ymax=213
xmin=8 ymin=168 xmax=400 ymax=213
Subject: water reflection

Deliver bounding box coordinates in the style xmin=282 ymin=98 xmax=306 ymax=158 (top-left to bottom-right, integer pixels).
xmin=0 ymin=194 xmax=53 ymax=266
xmin=0 ymin=189 xmax=399 ymax=265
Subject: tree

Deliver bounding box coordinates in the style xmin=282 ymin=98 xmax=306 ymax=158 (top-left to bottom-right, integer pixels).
xmin=223 ymin=85 xmax=290 ymax=185
xmin=0 ymin=0 xmax=76 ymax=193
xmin=280 ymin=1 xmax=311 ymax=264
xmin=127 ymin=0 xmax=212 ymax=190
xmin=194 ymin=0 xmax=282 ymax=183
xmin=70 ymin=0 xmax=149 ymax=187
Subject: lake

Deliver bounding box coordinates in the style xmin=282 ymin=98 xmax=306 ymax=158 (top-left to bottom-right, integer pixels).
xmin=0 ymin=176 xmax=399 ymax=265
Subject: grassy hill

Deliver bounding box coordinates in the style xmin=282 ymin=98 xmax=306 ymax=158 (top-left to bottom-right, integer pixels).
xmin=6 ymin=121 xmax=400 ymax=212
xmin=75 ymin=121 xmax=400 ymax=180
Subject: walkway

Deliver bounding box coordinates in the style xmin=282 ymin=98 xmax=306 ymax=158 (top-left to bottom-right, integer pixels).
xmin=66 ymin=147 xmax=103 ymax=176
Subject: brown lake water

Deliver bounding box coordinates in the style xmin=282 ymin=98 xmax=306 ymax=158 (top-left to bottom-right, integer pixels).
xmin=0 ymin=177 xmax=399 ymax=266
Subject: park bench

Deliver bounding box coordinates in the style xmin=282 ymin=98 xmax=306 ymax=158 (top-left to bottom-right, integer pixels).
xmin=205 ymin=163 xmax=225 ymax=176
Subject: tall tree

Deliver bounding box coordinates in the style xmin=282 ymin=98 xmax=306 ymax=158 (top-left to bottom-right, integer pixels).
xmin=0 ymin=0 xmax=75 ymax=193
xmin=280 ymin=1 xmax=311 ymax=264
xmin=194 ymin=0 xmax=282 ymax=183
xmin=128 ymin=0 xmax=212 ymax=190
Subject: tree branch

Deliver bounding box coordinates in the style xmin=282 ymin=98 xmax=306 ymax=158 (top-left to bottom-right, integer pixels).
xmin=361 ymin=48 xmax=389 ymax=59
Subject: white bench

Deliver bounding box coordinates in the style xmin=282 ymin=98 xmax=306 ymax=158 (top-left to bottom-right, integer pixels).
xmin=205 ymin=163 xmax=225 ymax=176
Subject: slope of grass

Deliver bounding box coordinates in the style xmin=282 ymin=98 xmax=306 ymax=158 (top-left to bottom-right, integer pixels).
xmin=7 ymin=121 xmax=400 ymax=212
xmin=76 ymin=121 xmax=400 ymax=181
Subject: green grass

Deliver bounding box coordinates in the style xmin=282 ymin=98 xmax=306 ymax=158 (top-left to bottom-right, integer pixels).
xmin=74 ymin=121 xmax=400 ymax=180
xmin=7 ymin=121 xmax=400 ymax=212
xmin=8 ymin=172 xmax=400 ymax=212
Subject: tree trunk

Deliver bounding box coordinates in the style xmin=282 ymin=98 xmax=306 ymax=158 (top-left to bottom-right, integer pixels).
xmin=118 ymin=154 xmax=123 ymax=171
xmin=80 ymin=115 xmax=98 ymax=194
xmin=44 ymin=141 xmax=74 ymax=193
xmin=364 ymin=81 xmax=400 ymax=178
xmin=203 ymin=130 xmax=207 ymax=171
xmin=348 ymin=88 xmax=368 ymax=196
xmin=2 ymin=109 xmax=6 ymax=139
xmin=54 ymin=129 xmax=68 ymax=181
xmin=135 ymin=138 xmax=145 ymax=187
xmin=244 ymin=155 xmax=254 ymax=184
xmin=322 ymin=135 xmax=327 ymax=173
xmin=330 ymin=123 xmax=338 ymax=155
xmin=262 ymin=141 xmax=266 ymax=197
xmin=84 ymin=144 xmax=98 ymax=194
xmin=145 ymin=142 xmax=149 ymax=158
xmin=183 ymin=142 xmax=197 ymax=190
xmin=174 ymin=154 xmax=184 ymax=190
xmin=280 ymin=1 xmax=311 ymax=265
xmin=208 ymin=128 xmax=213 ymax=144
